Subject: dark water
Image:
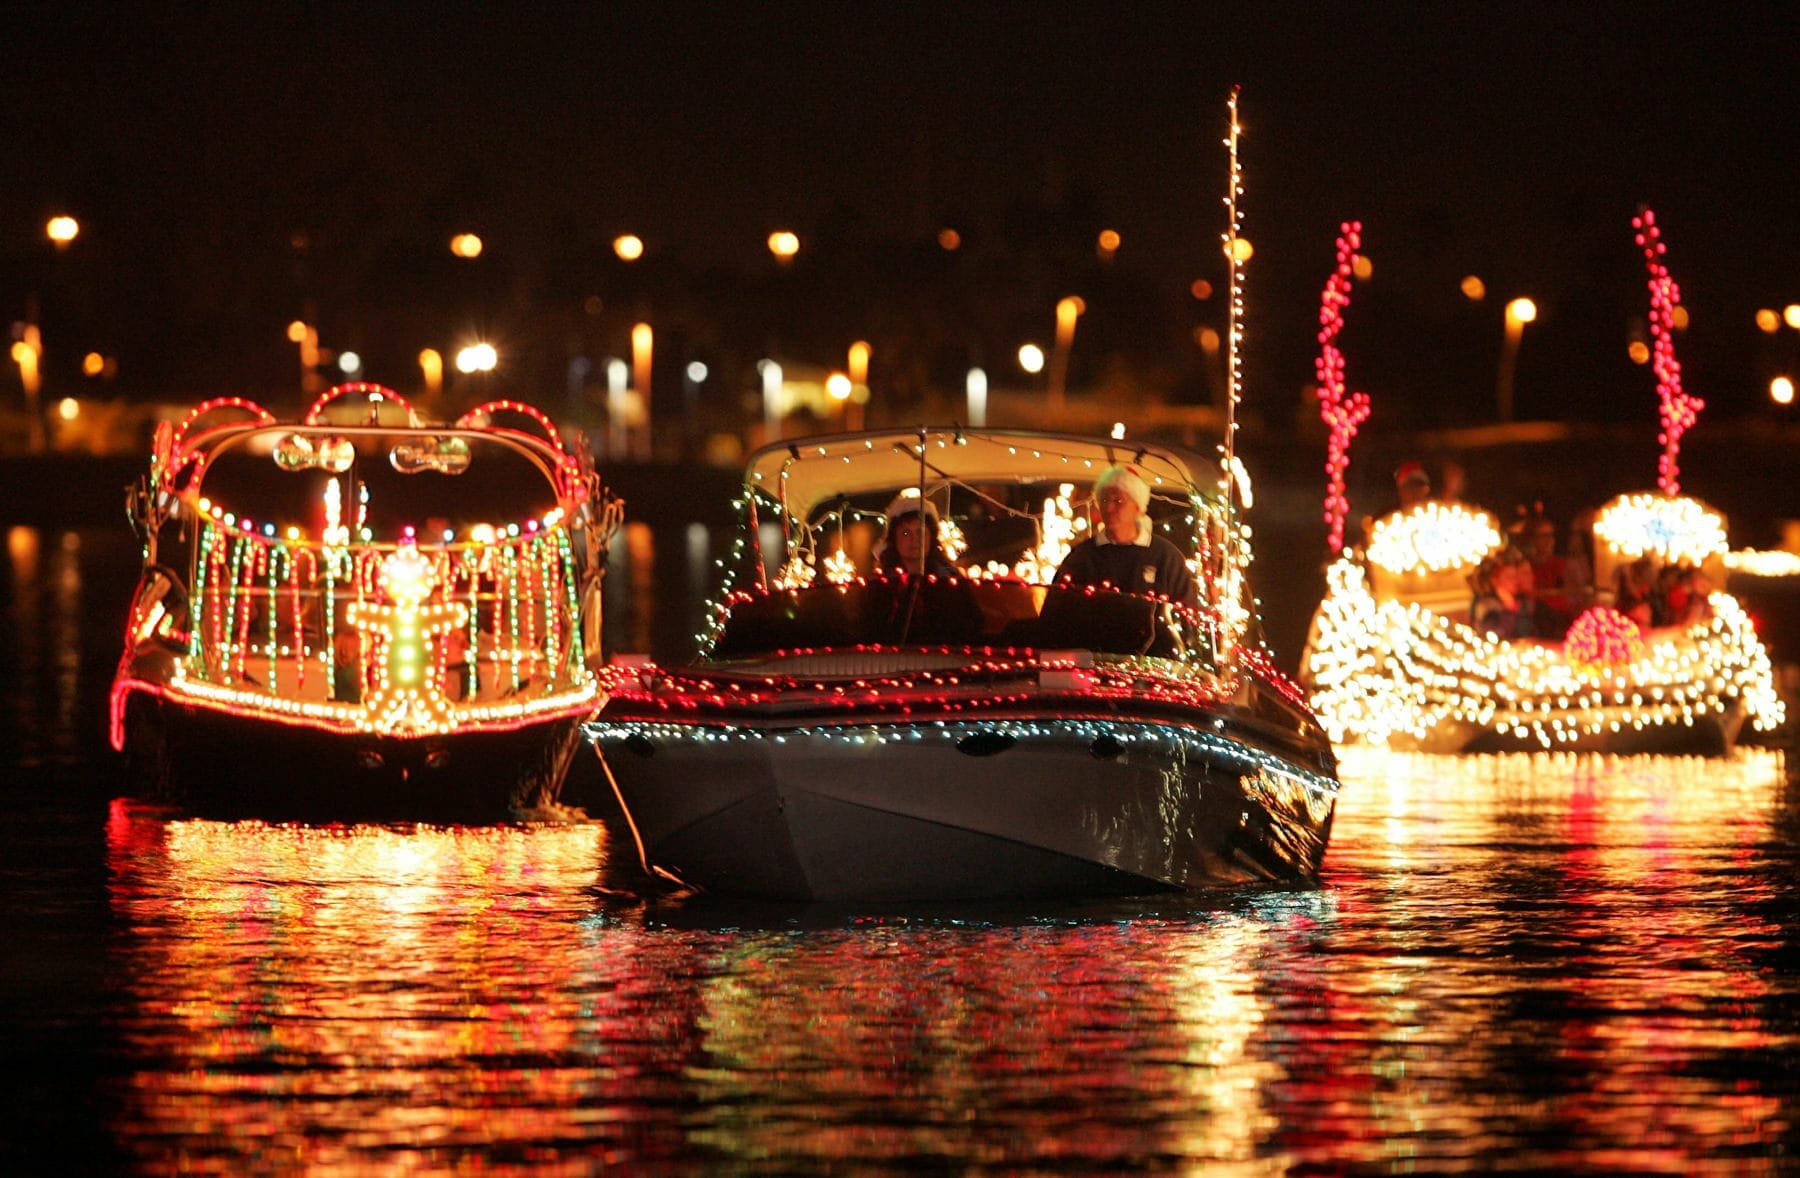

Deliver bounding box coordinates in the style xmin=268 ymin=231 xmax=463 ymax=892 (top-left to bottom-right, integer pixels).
xmin=7 ymin=526 xmax=1800 ymax=1175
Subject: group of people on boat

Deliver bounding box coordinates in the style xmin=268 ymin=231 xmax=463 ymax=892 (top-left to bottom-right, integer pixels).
xmin=868 ymin=463 xmax=1198 ymax=654
xmin=1385 ymin=461 xmax=1714 ymax=642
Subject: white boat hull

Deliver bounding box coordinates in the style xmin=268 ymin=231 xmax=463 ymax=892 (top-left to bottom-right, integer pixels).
xmin=589 ymin=716 xmax=1338 ymax=901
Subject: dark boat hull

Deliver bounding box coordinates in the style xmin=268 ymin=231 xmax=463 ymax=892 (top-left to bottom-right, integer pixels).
xmin=121 ymin=691 xmax=585 ymax=824
xmin=588 ymin=714 xmax=1339 ymax=902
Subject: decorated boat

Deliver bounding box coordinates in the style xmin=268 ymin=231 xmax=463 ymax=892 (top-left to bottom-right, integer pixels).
xmin=1298 ymin=212 xmax=1785 ymax=754
xmin=111 ymin=383 xmax=620 ymax=821
xmin=1301 ymin=493 xmax=1783 ymax=753
xmin=583 ymin=426 xmax=1341 ymax=901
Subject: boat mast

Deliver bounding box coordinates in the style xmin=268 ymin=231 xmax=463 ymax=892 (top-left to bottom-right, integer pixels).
xmin=1218 ymin=87 xmax=1247 ymax=671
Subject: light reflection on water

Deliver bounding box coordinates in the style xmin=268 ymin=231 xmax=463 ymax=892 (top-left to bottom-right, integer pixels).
xmin=10 ymin=524 xmax=1800 ymax=1170
xmin=92 ymin=750 xmax=1800 ymax=1173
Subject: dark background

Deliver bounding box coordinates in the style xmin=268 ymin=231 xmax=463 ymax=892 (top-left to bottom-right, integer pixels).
xmin=6 ymin=3 xmax=1800 ymax=442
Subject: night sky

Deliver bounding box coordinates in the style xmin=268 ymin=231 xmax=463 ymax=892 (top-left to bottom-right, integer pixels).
xmin=7 ymin=3 xmax=1799 ymax=425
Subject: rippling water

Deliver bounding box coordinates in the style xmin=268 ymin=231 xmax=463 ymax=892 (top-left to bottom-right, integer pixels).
xmin=7 ymin=526 xmax=1800 ymax=1174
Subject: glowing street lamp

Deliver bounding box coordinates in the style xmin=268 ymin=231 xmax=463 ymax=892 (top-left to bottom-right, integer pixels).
xmin=1017 ymin=343 xmax=1045 ymax=374
xmin=1773 ymin=376 xmax=1795 ymax=407
xmin=455 ymin=342 xmax=498 ymax=373
xmin=1047 ymin=296 xmax=1084 ymax=413
xmin=759 ymin=359 xmax=783 ymax=442
xmin=767 ymin=231 xmax=799 ymax=264
xmin=450 ymin=233 xmax=483 ymax=259
xmin=418 ymin=348 xmax=443 ymax=398
xmin=613 ymin=234 xmax=644 ymax=262
xmin=46 ymin=215 xmax=80 ymax=249
xmin=965 ymin=367 xmax=988 ymax=428
xmin=1497 ymin=296 xmax=1537 ymax=422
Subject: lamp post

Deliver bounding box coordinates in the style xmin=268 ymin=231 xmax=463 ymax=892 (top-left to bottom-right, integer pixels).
xmin=965 ymin=367 xmax=988 ymax=427
xmin=1046 ymin=296 xmax=1084 ymax=414
xmin=1497 ymin=296 xmax=1537 ymax=422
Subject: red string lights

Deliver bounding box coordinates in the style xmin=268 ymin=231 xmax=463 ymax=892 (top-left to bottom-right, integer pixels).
xmin=1314 ymin=222 xmax=1371 ymax=554
xmin=1633 ymin=207 xmax=1703 ymax=495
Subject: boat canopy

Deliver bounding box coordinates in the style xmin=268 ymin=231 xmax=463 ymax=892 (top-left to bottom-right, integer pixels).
xmin=744 ymin=428 xmax=1224 ymax=523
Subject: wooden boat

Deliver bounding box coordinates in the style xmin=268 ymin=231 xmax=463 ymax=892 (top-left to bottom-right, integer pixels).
xmin=583 ymin=427 xmax=1341 ymax=901
xmin=1300 ymin=492 xmax=1784 ymax=754
xmin=110 ymin=383 xmax=619 ymax=821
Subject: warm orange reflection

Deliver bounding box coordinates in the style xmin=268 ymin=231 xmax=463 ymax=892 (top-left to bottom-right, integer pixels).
xmin=94 ymin=746 xmax=1797 ymax=1171
xmin=1325 ymin=749 xmax=1788 ymax=1166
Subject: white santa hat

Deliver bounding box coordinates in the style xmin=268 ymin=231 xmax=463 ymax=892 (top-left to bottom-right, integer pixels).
xmin=1094 ymin=464 xmax=1151 ymax=512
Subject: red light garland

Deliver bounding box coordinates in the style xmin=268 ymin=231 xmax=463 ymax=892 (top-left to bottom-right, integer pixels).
xmin=1314 ymin=221 xmax=1371 ymax=554
xmin=1632 ymin=207 xmax=1703 ymax=495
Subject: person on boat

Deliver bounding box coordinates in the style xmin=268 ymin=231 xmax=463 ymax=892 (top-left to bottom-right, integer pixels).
xmin=1394 ymin=461 xmax=1433 ymax=511
xmin=873 ymin=500 xmax=982 ymax=643
xmin=1051 ymin=464 xmax=1197 ymax=609
xmin=1521 ymin=509 xmax=1574 ymax=636
xmin=1654 ymin=562 xmax=1713 ymax=628
xmin=876 ymin=501 xmax=959 ymax=579
xmin=1611 ymin=554 xmax=1658 ymax=628
xmin=1470 ymin=547 xmax=1537 ymax=640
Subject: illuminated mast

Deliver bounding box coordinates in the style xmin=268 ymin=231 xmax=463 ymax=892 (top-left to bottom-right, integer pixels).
xmin=1314 ymin=221 xmax=1371 ymax=555
xmin=1217 ymin=87 xmax=1249 ymax=667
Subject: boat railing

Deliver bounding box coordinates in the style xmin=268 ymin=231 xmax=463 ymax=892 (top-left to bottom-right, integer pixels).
xmin=708 ymin=577 xmax=1215 ymax=667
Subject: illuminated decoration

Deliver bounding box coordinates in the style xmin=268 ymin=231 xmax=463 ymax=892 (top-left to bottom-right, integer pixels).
xmin=821 ymin=548 xmax=856 ymax=585
xmin=1366 ymin=502 xmax=1503 ymax=574
xmin=1725 ymin=549 xmax=1800 ymax=578
xmin=345 ymin=539 xmax=469 ymax=734
xmin=1563 ymin=606 xmax=1646 ymax=671
xmin=112 ymin=385 xmax=620 ymax=752
xmin=1215 ymin=85 xmax=1250 ymax=668
xmin=1313 ymin=220 xmax=1372 ymax=554
xmin=1633 ymin=207 xmax=1704 ymax=495
xmin=1303 ymin=551 xmax=1783 ymax=751
xmin=575 ymin=110 xmax=1340 ymax=900
xmin=1593 ymin=492 xmax=1728 ymax=567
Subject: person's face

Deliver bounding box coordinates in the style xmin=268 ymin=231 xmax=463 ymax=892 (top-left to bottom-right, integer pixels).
xmin=1096 ymin=487 xmax=1142 ymax=540
xmin=894 ymin=516 xmax=927 ymax=561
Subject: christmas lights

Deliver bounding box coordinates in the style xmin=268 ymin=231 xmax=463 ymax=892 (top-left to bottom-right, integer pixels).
xmin=1314 ymin=221 xmax=1372 ymax=555
xmin=113 ymin=385 xmax=615 ymax=766
xmin=1633 ymin=208 xmax=1704 ymax=495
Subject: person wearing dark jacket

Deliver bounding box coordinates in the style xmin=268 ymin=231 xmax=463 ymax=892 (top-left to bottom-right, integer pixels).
xmin=1051 ymin=464 xmax=1196 ymax=609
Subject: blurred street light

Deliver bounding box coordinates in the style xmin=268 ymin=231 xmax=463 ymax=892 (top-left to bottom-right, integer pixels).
xmin=418 ymin=348 xmax=443 ymax=399
xmin=287 ymin=320 xmax=322 ymax=393
xmin=759 ymin=360 xmax=783 ymax=442
xmin=1096 ymin=229 xmax=1120 ymax=262
xmin=1772 ymin=376 xmax=1795 ymax=406
xmin=1047 ymin=296 xmax=1084 ymax=412
xmin=631 ymin=322 xmax=653 ymax=460
xmin=455 ymin=342 xmax=497 ymax=373
xmin=1756 ymin=309 xmax=1781 ymax=333
xmin=46 ymin=215 xmax=79 ymax=249
xmin=10 ymin=324 xmax=43 ymax=452
xmin=767 ymin=231 xmax=799 ymax=264
xmin=450 ymin=233 xmax=483 ymax=259
xmin=1461 ymin=275 xmax=1487 ymax=302
xmin=1785 ymin=304 xmax=1800 ymax=330
xmin=1497 ymin=296 xmax=1537 ymax=422
xmin=613 ymin=235 xmax=644 ymax=262
xmin=965 ymin=367 xmax=987 ymax=427
xmin=1017 ymin=344 xmax=1045 ymax=374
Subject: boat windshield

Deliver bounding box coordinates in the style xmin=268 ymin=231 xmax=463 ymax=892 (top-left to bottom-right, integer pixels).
xmin=195 ymin=430 xmax=562 ymax=541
